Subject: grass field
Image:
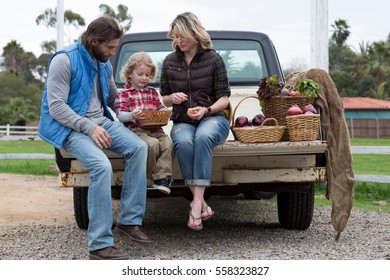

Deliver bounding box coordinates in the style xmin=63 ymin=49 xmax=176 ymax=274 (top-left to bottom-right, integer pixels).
xmin=350 ymin=138 xmax=390 ymax=146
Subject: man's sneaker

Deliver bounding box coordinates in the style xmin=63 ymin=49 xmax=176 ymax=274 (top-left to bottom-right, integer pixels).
xmin=152 ymin=178 xmax=172 ymax=195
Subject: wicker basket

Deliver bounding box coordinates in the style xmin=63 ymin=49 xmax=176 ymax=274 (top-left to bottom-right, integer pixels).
xmin=138 ymin=110 xmax=172 ymax=128
xmin=231 ymin=96 xmax=285 ymax=143
xmin=286 ymin=114 xmax=320 ymax=141
xmin=261 ymin=96 xmax=316 ymax=140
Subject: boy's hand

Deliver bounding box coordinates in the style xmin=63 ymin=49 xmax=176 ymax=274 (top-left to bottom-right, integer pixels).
xmin=132 ymin=109 xmax=145 ymax=120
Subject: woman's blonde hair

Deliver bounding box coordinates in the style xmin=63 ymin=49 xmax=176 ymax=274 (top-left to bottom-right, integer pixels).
xmin=167 ymin=12 xmax=212 ymax=50
xmin=120 ymin=52 xmax=157 ymax=83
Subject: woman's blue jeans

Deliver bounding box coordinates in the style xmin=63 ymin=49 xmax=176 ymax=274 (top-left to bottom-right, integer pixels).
xmin=63 ymin=120 xmax=148 ymax=251
xmin=170 ymin=115 xmax=229 ymax=187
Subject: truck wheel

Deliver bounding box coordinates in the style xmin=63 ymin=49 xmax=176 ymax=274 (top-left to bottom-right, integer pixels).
xmin=73 ymin=187 xmax=89 ymax=230
xmin=277 ymin=183 xmax=314 ymax=230
xmin=243 ymin=190 xmax=276 ymax=200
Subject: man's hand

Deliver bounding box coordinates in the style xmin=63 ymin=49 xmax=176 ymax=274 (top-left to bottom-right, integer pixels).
xmin=90 ymin=126 xmax=112 ymax=149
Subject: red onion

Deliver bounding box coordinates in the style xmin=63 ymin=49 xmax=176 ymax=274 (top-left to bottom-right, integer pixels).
xmin=303 ymin=104 xmax=317 ymax=114
xmin=287 ymin=104 xmax=303 ymax=115
xmin=252 ymin=114 xmax=265 ymax=126
xmin=235 ymin=116 xmax=249 ymax=127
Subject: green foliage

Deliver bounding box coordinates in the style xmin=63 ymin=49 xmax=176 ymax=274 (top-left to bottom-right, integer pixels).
xmin=315 ymin=182 xmax=390 ymax=212
xmin=0 ymin=72 xmax=42 ymax=124
xmin=295 ymin=79 xmax=320 ymax=97
xmin=329 ymin=19 xmax=390 ymax=99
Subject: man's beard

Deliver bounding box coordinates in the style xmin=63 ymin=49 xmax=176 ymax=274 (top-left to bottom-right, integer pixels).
xmin=92 ymin=45 xmax=109 ymax=62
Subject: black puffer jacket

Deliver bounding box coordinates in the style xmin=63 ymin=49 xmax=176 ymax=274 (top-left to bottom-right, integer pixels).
xmin=160 ymin=48 xmax=230 ymax=125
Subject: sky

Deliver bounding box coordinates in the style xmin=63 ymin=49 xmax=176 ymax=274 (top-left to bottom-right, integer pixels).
xmin=1 ymin=0 xmax=389 ymax=69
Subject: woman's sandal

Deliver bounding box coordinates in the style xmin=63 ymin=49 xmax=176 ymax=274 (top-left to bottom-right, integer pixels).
xmin=187 ymin=210 xmax=203 ymax=231
xmin=201 ymin=205 xmax=215 ymax=221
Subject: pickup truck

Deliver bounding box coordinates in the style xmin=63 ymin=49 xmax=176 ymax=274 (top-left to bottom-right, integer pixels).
xmin=56 ymin=31 xmax=327 ymax=231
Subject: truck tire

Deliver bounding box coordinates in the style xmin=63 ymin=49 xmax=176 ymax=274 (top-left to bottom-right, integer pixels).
xmin=277 ymin=183 xmax=314 ymax=230
xmin=243 ymin=190 xmax=276 ymax=200
xmin=73 ymin=187 xmax=89 ymax=230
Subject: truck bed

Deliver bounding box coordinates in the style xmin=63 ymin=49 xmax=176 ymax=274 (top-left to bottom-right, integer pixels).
xmin=58 ymin=140 xmax=327 ymax=190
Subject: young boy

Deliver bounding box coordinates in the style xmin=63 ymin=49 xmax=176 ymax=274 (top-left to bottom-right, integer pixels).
xmin=115 ymin=52 xmax=173 ymax=194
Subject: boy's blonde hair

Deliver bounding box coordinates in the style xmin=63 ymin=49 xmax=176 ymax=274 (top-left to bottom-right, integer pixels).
xmin=167 ymin=12 xmax=212 ymax=50
xmin=120 ymin=52 xmax=157 ymax=83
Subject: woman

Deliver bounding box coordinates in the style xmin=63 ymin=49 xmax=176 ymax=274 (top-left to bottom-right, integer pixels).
xmin=160 ymin=12 xmax=231 ymax=230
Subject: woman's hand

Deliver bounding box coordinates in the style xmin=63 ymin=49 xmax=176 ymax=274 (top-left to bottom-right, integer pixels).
xmin=187 ymin=106 xmax=207 ymax=120
xmin=131 ymin=109 xmax=145 ymax=120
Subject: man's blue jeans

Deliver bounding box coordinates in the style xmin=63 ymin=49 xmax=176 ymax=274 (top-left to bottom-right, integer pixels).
xmin=63 ymin=120 xmax=148 ymax=251
xmin=170 ymin=115 xmax=229 ymax=187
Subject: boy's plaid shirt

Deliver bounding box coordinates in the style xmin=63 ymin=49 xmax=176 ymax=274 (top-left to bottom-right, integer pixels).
xmin=114 ymin=84 xmax=165 ymax=130
xmin=114 ymin=84 xmax=164 ymax=112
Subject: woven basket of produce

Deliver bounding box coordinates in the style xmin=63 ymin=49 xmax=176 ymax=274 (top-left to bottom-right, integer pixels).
xmin=138 ymin=110 xmax=172 ymax=128
xmin=230 ymin=96 xmax=285 ymax=143
xmin=257 ymin=76 xmax=319 ymax=140
xmin=286 ymin=114 xmax=320 ymax=141
xmin=262 ymin=96 xmax=316 ymax=127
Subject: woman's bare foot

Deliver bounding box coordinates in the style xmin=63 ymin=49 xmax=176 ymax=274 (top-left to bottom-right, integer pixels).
xmin=201 ymin=204 xmax=214 ymax=221
xmin=188 ymin=200 xmax=202 ymax=230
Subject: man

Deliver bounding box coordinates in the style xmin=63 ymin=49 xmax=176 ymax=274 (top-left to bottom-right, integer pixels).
xmin=39 ymin=16 xmax=151 ymax=260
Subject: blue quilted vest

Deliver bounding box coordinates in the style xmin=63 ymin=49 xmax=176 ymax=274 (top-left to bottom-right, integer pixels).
xmin=38 ymin=41 xmax=113 ymax=149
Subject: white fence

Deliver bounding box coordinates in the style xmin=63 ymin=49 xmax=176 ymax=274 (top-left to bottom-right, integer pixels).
xmin=0 ymin=124 xmax=39 ymax=139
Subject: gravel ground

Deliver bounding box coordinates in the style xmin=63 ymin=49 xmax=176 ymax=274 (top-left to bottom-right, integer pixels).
xmin=0 ymin=195 xmax=389 ymax=260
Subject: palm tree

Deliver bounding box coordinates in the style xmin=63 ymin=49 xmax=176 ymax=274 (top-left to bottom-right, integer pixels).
xmin=2 ymin=41 xmax=35 ymax=83
xmin=330 ymin=19 xmax=351 ymax=71
xmin=2 ymin=40 xmax=24 ymax=70
xmin=364 ymin=41 xmax=390 ymax=93
xmin=330 ymin=19 xmax=350 ymax=48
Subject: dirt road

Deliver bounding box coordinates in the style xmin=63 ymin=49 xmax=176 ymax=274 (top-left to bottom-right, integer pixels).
xmin=0 ymin=173 xmax=73 ymax=225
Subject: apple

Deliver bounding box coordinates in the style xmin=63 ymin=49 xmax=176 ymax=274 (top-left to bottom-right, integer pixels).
xmin=235 ymin=116 xmax=249 ymax=127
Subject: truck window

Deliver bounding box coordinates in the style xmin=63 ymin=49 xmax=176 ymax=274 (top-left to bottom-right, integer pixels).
xmin=114 ymin=39 xmax=267 ymax=88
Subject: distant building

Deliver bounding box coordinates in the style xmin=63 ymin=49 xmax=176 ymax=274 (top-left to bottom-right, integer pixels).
xmin=343 ymin=97 xmax=390 ymax=138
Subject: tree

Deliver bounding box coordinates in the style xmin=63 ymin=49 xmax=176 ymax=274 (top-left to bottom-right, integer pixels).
xmin=330 ymin=19 xmax=350 ymax=48
xmin=2 ymin=41 xmax=35 ymax=83
xmin=330 ymin=19 xmax=351 ymax=71
xmin=365 ymin=40 xmax=390 ymax=87
xmin=0 ymin=97 xmax=38 ymax=125
xmin=0 ymin=71 xmax=42 ymax=112
xmin=99 ymin=4 xmax=133 ymax=31
xmin=36 ymin=8 xmax=86 ymax=45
